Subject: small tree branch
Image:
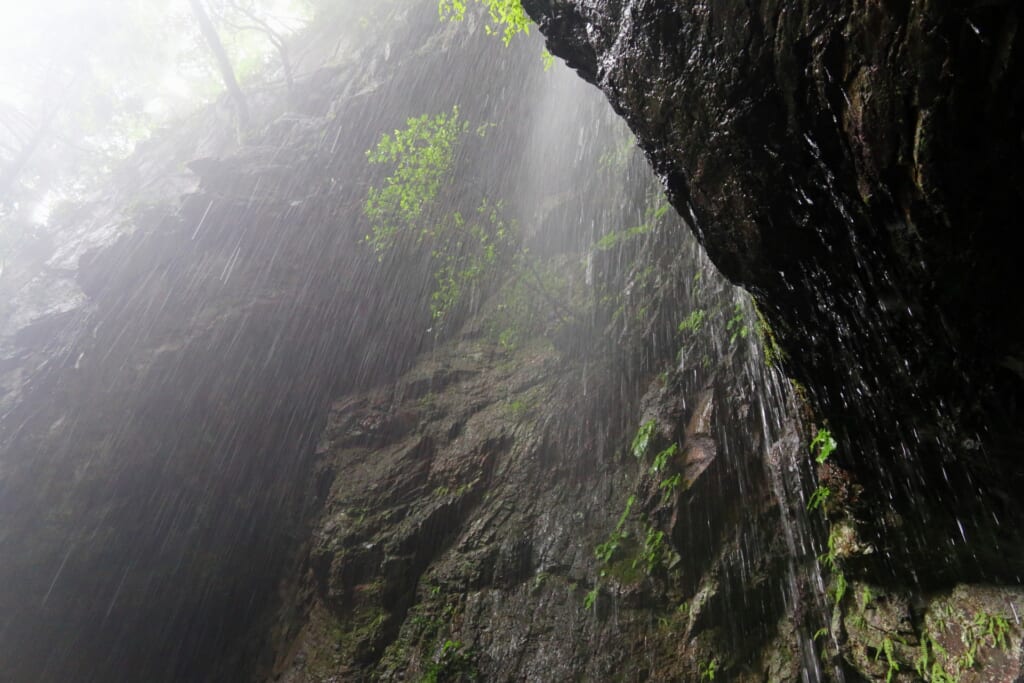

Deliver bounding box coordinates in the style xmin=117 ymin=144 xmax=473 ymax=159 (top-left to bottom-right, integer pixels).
xmin=223 ymin=0 xmax=295 ymax=93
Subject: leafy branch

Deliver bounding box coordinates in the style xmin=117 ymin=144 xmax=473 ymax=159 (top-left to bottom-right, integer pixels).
xmin=438 ymin=0 xmax=532 ymax=45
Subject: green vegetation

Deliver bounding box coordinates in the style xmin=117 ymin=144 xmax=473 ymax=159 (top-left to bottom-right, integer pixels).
xmin=594 ymin=222 xmax=653 ymax=251
xmin=364 ymin=107 xmax=515 ymax=324
xmin=810 ymin=427 xmax=837 ymax=464
xmin=973 ymin=611 xmax=1012 ymax=651
xmin=951 ymin=610 xmax=1013 ymax=673
xmin=594 ymin=495 xmax=635 ymax=564
xmin=438 ymin=0 xmax=531 ymax=45
xmin=597 ymin=134 xmax=637 ymax=174
xmin=423 ymin=639 xmax=477 ymax=682
xmin=807 ymin=485 xmax=830 ymax=512
xmin=541 ymin=49 xmax=555 ymax=71
xmin=649 ymin=443 xmax=678 ymax=474
xmin=418 ymin=391 xmax=438 ymax=411
xmin=859 ymin=585 xmax=874 ymax=610
xmin=753 ymin=303 xmax=786 ymax=366
xmin=505 ymin=252 xmax=583 ymax=339
xmin=677 ymin=308 xmax=707 ymax=334
xmin=505 ymin=397 xmax=532 ymax=422
xmin=364 ymin=107 xmax=468 ymax=253
xmin=698 ymin=658 xmax=719 ymax=681
xmin=873 ymin=636 xmax=899 ymax=683
xmin=659 ymin=473 xmax=683 ymax=504
xmin=428 ymin=199 xmax=513 ymax=321
xmin=634 ymin=525 xmax=670 ymax=574
xmin=432 ymin=481 xmax=474 ymax=498
xmin=913 ymin=612 xmax=1011 ymax=683
xmin=839 ymin=584 xmax=1019 ymax=682
xmin=631 ymin=420 xmax=656 ymax=459
xmin=726 ymin=302 xmax=749 ymax=345
xmin=818 ymin=524 xmax=842 ymax=571
xmin=585 ymin=419 xmax=688 ymax=609
xmin=1 ymin=0 xmax=311 ymax=232
xmin=916 ymin=634 xmax=956 ymax=683
xmin=830 ymin=571 xmax=848 ymax=604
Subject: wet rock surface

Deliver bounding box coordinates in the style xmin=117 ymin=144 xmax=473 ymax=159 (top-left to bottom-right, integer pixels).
xmin=2 ymin=1 xmax=1021 ymax=681
xmin=523 ymin=0 xmax=1024 ymax=586
xmin=268 ymin=264 xmax=806 ymax=682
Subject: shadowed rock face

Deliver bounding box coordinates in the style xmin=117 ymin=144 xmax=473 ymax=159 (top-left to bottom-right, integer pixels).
xmin=523 ymin=0 xmax=1024 ymax=584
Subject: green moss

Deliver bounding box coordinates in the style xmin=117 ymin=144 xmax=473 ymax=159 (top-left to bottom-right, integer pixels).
xmin=605 ymin=555 xmax=644 ymax=585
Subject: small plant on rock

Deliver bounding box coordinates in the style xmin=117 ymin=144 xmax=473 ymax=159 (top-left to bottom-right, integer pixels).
xmin=726 ymin=302 xmax=749 ymax=345
xmin=698 ymin=658 xmax=719 ymax=681
xmin=631 ymin=420 xmax=656 ymax=459
xmin=633 ymin=525 xmax=667 ymax=575
xmin=649 ymin=443 xmax=678 ymax=474
xmin=677 ymin=308 xmax=706 ymax=334
xmin=659 ymin=473 xmax=683 ymax=504
xmin=423 ymin=639 xmax=477 ymax=682
xmin=364 ymin=107 xmax=516 ymax=326
xmin=873 ymin=636 xmax=900 ymax=683
xmin=810 ymin=427 xmax=837 ymax=464
xmin=594 ymin=495 xmax=635 ymax=564
xmin=807 ymin=485 xmax=831 ymax=512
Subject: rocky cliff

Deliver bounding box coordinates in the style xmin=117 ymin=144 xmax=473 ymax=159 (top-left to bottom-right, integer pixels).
xmin=523 ymin=0 xmax=1024 ymax=584
xmin=2 ymin=1 xmax=1022 ymax=682
xmin=517 ymin=0 xmax=1024 ymax=678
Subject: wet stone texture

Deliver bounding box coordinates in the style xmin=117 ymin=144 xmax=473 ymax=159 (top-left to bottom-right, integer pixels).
xmin=268 ymin=273 xmax=806 ymax=682
xmin=1 ymin=3 xmax=814 ymax=679
xmin=522 ymin=0 xmax=1024 ymax=591
xmin=3 ymin=2 xmax=1020 ymax=681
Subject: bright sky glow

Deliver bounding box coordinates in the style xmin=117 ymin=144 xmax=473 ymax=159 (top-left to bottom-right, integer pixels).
xmin=0 ymin=0 xmax=312 ymax=223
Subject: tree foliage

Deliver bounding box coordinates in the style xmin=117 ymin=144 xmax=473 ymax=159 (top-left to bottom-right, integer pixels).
xmin=364 ymin=107 xmax=514 ymax=324
xmin=364 ymin=107 xmax=469 ymax=253
xmin=430 ymin=199 xmax=511 ymax=321
xmin=438 ymin=0 xmax=532 ymax=45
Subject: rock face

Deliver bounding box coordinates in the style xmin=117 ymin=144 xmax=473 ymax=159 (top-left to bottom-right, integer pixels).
xmin=3 ymin=2 xmax=1023 ymax=681
xmin=269 ymin=296 xmax=806 ymax=682
xmin=522 ymin=0 xmax=1024 ymax=585
xmin=260 ymin=117 xmax=819 ymax=676
xmin=1 ymin=3 xmax=821 ymax=676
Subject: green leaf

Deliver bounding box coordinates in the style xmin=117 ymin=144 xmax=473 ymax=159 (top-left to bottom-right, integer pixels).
xmin=631 ymin=420 xmax=656 ymax=459
xmin=810 ymin=428 xmax=837 ymax=464
xmin=439 ymin=0 xmax=531 ymax=45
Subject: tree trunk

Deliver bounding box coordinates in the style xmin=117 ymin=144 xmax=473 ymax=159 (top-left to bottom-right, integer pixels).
xmin=188 ymin=0 xmax=249 ymax=128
